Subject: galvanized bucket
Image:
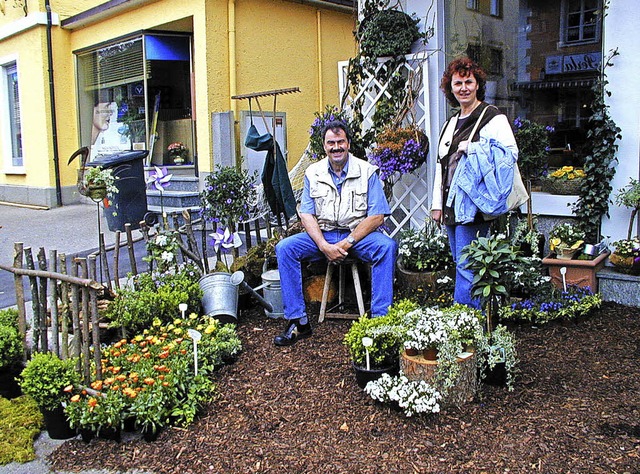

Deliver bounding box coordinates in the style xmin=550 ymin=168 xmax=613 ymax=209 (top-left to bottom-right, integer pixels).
xmin=254 ymin=269 xmax=284 ymax=319
xmin=199 ymin=272 xmax=242 ymax=324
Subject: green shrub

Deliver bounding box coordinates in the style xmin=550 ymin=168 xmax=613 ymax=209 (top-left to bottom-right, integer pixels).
xmin=19 ymin=353 xmax=80 ymax=412
xmin=0 ymin=308 xmax=22 ymax=370
xmin=106 ymin=263 xmax=202 ymax=334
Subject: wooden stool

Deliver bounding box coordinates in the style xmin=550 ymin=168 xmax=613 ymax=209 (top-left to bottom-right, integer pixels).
xmin=318 ymin=258 xmax=366 ymax=322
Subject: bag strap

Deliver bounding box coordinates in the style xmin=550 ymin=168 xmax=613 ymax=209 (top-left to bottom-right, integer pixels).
xmin=468 ymin=105 xmax=489 ymax=143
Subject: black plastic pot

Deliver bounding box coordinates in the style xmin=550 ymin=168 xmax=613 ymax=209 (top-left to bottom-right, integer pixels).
xmin=42 ymin=405 xmax=76 ymax=440
xmin=352 ymin=361 xmax=399 ymax=389
xmin=483 ymin=362 xmax=507 ymax=386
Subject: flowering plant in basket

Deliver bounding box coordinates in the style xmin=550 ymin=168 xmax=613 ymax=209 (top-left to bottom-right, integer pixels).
xmin=365 ymin=372 xmax=442 ymax=417
xmin=167 ymin=142 xmax=187 ymax=157
xmin=548 ymin=222 xmax=585 ymax=254
xmin=513 ymin=117 xmax=553 ymax=179
xmin=397 ymin=220 xmax=452 ymax=272
xmin=368 ymin=125 xmax=428 ymax=183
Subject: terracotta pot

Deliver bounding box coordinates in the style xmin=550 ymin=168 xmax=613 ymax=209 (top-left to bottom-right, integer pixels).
xmin=404 ymin=348 xmax=419 ymax=357
xmin=542 ymin=251 xmax=610 ymax=292
xmin=422 ymin=347 xmax=438 ymax=360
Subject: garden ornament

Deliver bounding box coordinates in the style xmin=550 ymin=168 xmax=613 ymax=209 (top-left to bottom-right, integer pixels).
xmin=362 ymin=337 xmax=373 ymax=371
xmin=179 ymin=303 xmax=188 ymax=319
xmin=187 ymin=329 xmax=202 ymax=376
xmin=560 ymin=266 xmax=567 ymax=292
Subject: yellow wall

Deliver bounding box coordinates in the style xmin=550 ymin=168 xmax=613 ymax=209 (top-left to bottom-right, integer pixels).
xmin=0 ymin=0 xmax=355 ymax=205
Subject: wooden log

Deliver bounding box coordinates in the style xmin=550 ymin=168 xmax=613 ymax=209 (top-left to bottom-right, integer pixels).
xmin=37 ymin=248 xmax=49 ymax=352
xmin=99 ymin=232 xmax=112 ymax=292
xmin=24 ymin=247 xmax=40 ymax=354
xmin=113 ymin=231 xmax=121 ymax=290
xmin=88 ymin=257 xmax=102 ymax=380
xmin=125 ymin=223 xmax=137 ymax=275
xmin=48 ymin=249 xmax=59 ymax=357
xmin=13 ymin=243 xmax=27 ymax=361
xmin=77 ymin=258 xmax=91 ymax=383
xmin=70 ymin=260 xmax=81 ymax=370
xmin=400 ymin=350 xmax=477 ymax=408
xmin=58 ymin=254 xmax=70 ymax=359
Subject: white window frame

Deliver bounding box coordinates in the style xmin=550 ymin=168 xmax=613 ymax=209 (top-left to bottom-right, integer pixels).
xmin=560 ymin=0 xmax=601 ymax=47
xmin=467 ymin=0 xmax=479 ymax=11
xmin=0 ymin=55 xmax=24 ymax=174
xmin=490 ymin=0 xmax=501 ymax=17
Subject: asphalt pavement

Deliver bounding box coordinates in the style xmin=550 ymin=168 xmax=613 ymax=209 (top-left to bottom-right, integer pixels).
xmin=0 ymin=201 xmax=146 ymax=309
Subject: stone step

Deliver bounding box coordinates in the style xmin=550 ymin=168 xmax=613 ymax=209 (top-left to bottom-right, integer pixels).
xmin=597 ymin=267 xmax=640 ymax=307
xmin=144 ymin=175 xmax=199 ymax=192
xmin=146 ymin=189 xmax=200 ymax=208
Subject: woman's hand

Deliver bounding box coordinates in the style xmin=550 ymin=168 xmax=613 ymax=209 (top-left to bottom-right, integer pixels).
xmin=431 ymin=209 xmax=442 ymax=223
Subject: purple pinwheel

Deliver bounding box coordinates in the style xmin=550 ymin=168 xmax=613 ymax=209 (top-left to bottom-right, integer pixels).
xmin=146 ymin=166 xmax=173 ymax=191
xmin=209 ymin=226 xmax=243 ymax=272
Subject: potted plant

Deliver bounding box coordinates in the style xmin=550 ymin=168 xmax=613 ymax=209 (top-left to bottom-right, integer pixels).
xmin=547 ymin=222 xmax=586 ymax=259
xmin=343 ymin=300 xmax=418 ymax=388
xmin=513 ymin=117 xmax=553 ymax=183
xmin=610 ymin=178 xmax=640 ymax=274
xmin=357 ymin=8 xmax=422 ymax=59
xmin=167 ymin=142 xmax=188 ymax=165
xmin=541 ymin=166 xmax=586 ymax=195
xmin=396 ymin=220 xmax=453 ymax=298
xmin=19 ymin=352 xmax=79 ymax=439
xmin=364 ymin=372 xmax=443 ymax=417
xmin=477 ymin=325 xmax=518 ymax=390
xmin=65 ymin=387 xmax=126 ymax=442
xmin=368 ymin=125 xmax=429 ymax=199
xmin=81 ymin=166 xmax=119 ymax=202
xmin=0 ymin=308 xmax=25 ymax=399
xmin=510 ymin=214 xmax=545 ymax=259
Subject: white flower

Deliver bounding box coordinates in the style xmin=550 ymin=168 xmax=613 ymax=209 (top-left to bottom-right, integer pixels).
xmin=161 ymin=251 xmax=174 ymax=262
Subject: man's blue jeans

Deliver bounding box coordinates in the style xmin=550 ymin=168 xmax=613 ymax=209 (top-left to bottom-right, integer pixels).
xmin=275 ymin=229 xmax=397 ymax=320
xmin=446 ymin=222 xmax=490 ymax=310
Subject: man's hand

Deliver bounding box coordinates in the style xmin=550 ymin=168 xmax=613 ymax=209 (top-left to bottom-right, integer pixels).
xmin=321 ymin=242 xmax=349 ymax=263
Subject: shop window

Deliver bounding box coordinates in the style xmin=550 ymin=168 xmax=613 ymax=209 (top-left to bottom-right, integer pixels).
xmin=562 ymin=0 xmax=601 ymax=45
xmin=467 ymin=45 xmax=503 ymax=76
xmin=466 ymin=0 xmax=501 ymax=17
xmin=1 ymin=61 xmax=22 ymax=169
xmin=76 ymin=34 xmax=193 ymax=165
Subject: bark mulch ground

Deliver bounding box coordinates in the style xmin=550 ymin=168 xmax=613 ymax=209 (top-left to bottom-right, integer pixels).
xmin=50 ymin=301 xmax=640 ymax=473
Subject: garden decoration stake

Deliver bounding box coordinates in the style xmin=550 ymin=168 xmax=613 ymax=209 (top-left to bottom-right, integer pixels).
xmin=560 ymin=267 xmax=567 ymax=292
xmin=187 ymin=329 xmax=202 ymax=376
xmin=179 ymin=303 xmax=188 ymax=319
xmin=210 ymin=226 xmax=243 ymax=272
xmin=362 ymin=337 xmax=373 ymax=371
xmin=146 ymin=166 xmax=173 ymax=228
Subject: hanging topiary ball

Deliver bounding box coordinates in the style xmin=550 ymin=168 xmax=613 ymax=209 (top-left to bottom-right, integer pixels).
xmin=358 ymin=9 xmax=422 ymax=58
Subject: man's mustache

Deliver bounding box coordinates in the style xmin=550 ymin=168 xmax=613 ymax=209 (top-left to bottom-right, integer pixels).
xmin=329 ymin=148 xmax=345 ymax=153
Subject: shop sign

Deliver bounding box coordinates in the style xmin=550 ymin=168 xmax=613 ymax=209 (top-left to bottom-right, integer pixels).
xmin=546 ymin=52 xmax=600 ymax=74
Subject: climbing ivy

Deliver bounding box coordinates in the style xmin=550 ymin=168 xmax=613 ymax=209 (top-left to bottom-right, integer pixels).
xmin=572 ymin=48 xmax=622 ymax=242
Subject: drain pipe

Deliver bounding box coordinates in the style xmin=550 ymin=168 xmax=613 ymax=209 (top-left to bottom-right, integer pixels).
xmin=45 ymin=0 xmax=63 ymax=207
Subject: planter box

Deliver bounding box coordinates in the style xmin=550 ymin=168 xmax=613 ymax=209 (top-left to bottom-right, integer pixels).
xmin=542 ymin=251 xmax=609 ymax=292
xmin=596 ymin=267 xmax=640 ymax=307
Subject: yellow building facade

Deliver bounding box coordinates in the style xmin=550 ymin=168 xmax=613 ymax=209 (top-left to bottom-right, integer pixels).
xmin=0 ymin=0 xmax=356 ymax=207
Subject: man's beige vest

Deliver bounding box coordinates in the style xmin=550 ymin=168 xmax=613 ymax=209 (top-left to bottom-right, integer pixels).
xmin=306 ymin=155 xmax=379 ymax=231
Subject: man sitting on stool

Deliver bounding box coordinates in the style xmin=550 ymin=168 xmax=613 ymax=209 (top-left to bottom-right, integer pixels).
xmin=274 ymin=120 xmax=397 ymax=346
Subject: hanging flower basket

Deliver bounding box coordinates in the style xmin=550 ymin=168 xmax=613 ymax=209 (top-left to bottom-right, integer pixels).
xmin=542 ymin=167 xmax=585 ymax=195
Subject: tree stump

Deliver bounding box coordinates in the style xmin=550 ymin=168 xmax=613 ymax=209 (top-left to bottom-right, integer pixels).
xmin=400 ymin=350 xmax=477 ymax=407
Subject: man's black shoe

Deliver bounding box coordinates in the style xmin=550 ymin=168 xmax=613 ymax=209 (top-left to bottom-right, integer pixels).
xmin=274 ymin=319 xmax=312 ymax=346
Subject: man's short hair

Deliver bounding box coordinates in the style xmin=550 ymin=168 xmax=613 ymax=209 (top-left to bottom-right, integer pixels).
xmin=321 ymin=120 xmax=352 ymax=143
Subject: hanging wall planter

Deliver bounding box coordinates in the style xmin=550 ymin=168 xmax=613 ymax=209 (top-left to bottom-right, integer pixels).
xmin=358 ymin=9 xmax=422 ymax=58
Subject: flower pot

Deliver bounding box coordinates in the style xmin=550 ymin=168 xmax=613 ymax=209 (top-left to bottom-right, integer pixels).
xmin=396 ymin=262 xmax=451 ymax=294
xmin=555 ymin=248 xmax=578 ymax=260
xmin=42 ymin=405 xmax=76 ymax=440
xmin=609 ymin=252 xmax=640 ymax=275
xmin=542 ymin=251 xmax=610 ymax=292
xmin=404 ymin=348 xmax=420 ymax=357
xmin=172 ymin=155 xmax=185 ymax=165
xmin=79 ymin=428 xmax=95 ymax=443
xmin=0 ymin=363 xmax=23 ymax=399
xmin=483 ymin=362 xmax=507 ymax=386
xmin=97 ymin=426 xmax=121 ymax=442
xmin=352 ymin=361 xmax=398 ymax=389
xmin=422 ymin=347 xmax=438 ymax=361
xmin=541 ymin=177 xmax=582 ymax=195
xmin=86 ymin=184 xmax=107 ymax=201
xmin=142 ymin=426 xmax=162 ymax=442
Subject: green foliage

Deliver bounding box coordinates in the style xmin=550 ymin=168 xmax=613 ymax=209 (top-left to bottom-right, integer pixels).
xmin=615 ymin=178 xmax=640 ymax=240
xmin=83 ymin=166 xmax=119 ymax=196
xmin=572 ymin=49 xmax=622 ymax=242
xmin=500 ymin=285 xmax=602 ymax=325
xmin=398 ymin=220 xmax=453 ymax=272
xmin=307 ymin=105 xmax=369 ymax=160
xmin=476 ymin=325 xmax=519 ymax=391
xmin=105 ymin=263 xmax=202 ymax=334
xmin=549 ymin=221 xmax=586 ymax=252
xmin=513 ymin=117 xmax=553 ymax=179
xmin=200 ymin=165 xmax=257 ymax=228
xmin=343 ymin=299 xmax=418 ymax=368
xmin=19 ymin=353 xmax=80 ymax=411
xmin=144 ymin=230 xmax=181 ymax=273
xmin=358 ymin=9 xmax=422 ymax=59
xmin=0 ymin=308 xmax=22 ymax=370
xmin=0 ymin=395 xmax=43 ymax=465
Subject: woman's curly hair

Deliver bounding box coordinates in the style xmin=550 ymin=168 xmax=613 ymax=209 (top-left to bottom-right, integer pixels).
xmin=440 ymin=56 xmax=487 ymax=107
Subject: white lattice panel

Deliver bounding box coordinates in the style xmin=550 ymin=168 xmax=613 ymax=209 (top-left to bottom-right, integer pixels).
xmin=340 ymin=54 xmax=433 ymax=236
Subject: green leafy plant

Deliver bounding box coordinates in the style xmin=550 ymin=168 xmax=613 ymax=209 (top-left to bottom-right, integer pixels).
xmin=397 ymin=220 xmax=453 ymax=272
xmin=513 ymin=117 xmax=553 ymax=180
xmin=0 ymin=395 xmax=43 ymax=465
xmin=476 ymin=325 xmax=519 ymax=391
xmin=200 ymin=165 xmax=257 ymax=230
xmin=105 ymin=263 xmax=202 ymax=335
xmin=461 ymin=234 xmax=527 ymax=333
xmin=358 ymin=8 xmax=422 ymax=59
xmin=83 ymin=166 xmax=118 ymax=196
xmin=614 ymin=178 xmax=640 ymax=240
xmin=343 ymin=299 xmax=418 ymax=368
xmin=144 ymin=230 xmax=181 ymax=273
xmin=19 ymin=353 xmax=80 ymax=412
xmin=611 ymin=238 xmax=640 ymax=259
xmin=0 ymin=308 xmax=22 ymax=370
xmin=572 ymin=48 xmax=622 ymax=242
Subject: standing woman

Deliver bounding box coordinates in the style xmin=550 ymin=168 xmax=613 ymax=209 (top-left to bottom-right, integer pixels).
xmin=431 ymin=57 xmax=518 ymax=309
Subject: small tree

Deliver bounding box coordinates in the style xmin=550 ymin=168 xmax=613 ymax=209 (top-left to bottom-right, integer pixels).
xmin=615 ymin=178 xmax=640 ymax=240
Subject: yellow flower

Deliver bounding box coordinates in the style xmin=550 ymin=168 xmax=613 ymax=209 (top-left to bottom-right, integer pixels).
xmin=567 ymin=173 xmax=576 ymax=180
xmin=551 ymin=169 xmax=564 ymax=178
xmin=561 ymin=166 xmax=574 ymax=172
